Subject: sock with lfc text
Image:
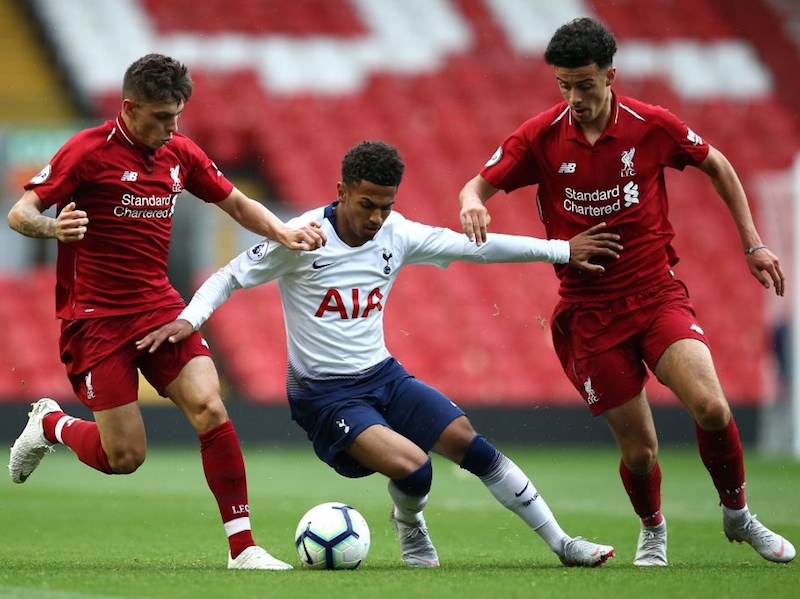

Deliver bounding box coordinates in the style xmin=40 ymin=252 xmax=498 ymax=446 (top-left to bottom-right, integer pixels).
xmin=695 ymin=418 xmax=747 ymax=510
xmin=619 ymin=459 xmax=663 ymax=527
xmin=199 ymin=420 xmax=255 ymax=559
xmin=43 ymin=412 xmax=113 ymax=474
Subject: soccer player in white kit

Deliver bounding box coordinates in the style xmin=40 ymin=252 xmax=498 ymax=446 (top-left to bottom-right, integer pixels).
xmin=137 ymin=140 xmax=623 ymax=568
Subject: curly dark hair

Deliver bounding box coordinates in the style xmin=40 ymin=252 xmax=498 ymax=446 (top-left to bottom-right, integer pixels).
xmin=341 ymin=141 xmax=405 ymax=187
xmin=122 ymin=53 xmax=193 ymax=104
xmin=543 ymin=18 xmax=617 ymax=70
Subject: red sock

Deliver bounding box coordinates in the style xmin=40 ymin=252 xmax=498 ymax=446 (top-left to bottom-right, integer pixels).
xmin=43 ymin=412 xmax=113 ymax=474
xmin=199 ymin=420 xmax=255 ymax=559
xmin=696 ymin=418 xmax=746 ymax=509
xmin=619 ymin=460 xmax=663 ymax=527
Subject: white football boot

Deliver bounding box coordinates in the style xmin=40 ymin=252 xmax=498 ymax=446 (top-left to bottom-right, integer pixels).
xmin=8 ymin=398 xmax=61 ymax=484
xmin=228 ymin=546 xmax=293 ymax=570
xmin=724 ymin=509 xmax=795 ymax=563
xmin=633 ymin=519 xmax=668 ymax=566
xmin=390 ymin=508 xmax=440 ymax=567
xmin=559 ymin=536 xmax=615 ymax=567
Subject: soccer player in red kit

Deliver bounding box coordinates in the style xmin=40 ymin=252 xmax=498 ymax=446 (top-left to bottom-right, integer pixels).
xmin=7 ymin=53 xmax=325 ymax=570
xmin=458 ymin=18 xmax=794 ymax=566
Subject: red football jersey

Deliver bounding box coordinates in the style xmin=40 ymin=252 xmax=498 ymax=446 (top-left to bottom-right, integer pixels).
xmin=481 ymin=92 xmax=710 ymax=301
xmin=25 ymin=115 xmax=234 ymax=320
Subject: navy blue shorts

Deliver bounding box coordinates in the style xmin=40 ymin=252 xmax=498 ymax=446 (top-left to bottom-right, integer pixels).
xmin=288 ymin=358 xmax=465 ymax=478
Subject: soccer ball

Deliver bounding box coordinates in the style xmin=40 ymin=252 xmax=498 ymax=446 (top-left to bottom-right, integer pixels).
xmin=294 ymin=502 xmax=371 ymax=570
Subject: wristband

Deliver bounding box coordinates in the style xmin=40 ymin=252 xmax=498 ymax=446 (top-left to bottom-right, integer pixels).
xmin=744 ymin=245 xmax=767 ymax=255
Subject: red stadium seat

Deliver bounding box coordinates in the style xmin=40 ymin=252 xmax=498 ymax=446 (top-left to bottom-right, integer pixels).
xmin=0 ymin=269 xmax=75 ymax=403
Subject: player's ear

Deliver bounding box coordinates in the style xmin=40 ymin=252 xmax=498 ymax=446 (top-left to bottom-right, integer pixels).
xmin=605 ymin=67 xmax=616 ymax=87
xmin=122 ymin=98 xmax=136 ymax=118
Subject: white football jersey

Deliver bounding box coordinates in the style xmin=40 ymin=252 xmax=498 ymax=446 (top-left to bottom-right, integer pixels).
xmin=181 ymin=203 xmax=569 ymax=380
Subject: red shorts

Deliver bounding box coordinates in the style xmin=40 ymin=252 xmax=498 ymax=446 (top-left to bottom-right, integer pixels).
xmin=550 ymin=278 xmax=709 ymax=416
xmin=59 ymin=306 xmax=212 ymax=412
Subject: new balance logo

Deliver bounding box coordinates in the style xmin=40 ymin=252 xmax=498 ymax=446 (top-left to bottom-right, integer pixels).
xmin=558 ymin=162 xmax=577 ymax=174
xmin=121 ymin=171 xmax=139 ymax=181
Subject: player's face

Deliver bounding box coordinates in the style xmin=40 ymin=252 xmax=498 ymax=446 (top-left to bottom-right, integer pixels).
xmin=554 ymin=63 xmax=615 ymax=128
xmin=122 ymin=98 xmax=184 ymax=150
xmin=335 ymin=180 xmax=397 ymax=247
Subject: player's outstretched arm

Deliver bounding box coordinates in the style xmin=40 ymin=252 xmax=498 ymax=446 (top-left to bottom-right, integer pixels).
xmin=8 ymin=191 xmax=88 ymax=243
xmin=135 ymin=319 xmax=194 ymax=354
xmin=216 ymin=187 xmax=327 ymax=251
xmin=568 ymin=222 xmax=623 ymax=273
xmin=136 ymin=263 xmax=241 ymax=354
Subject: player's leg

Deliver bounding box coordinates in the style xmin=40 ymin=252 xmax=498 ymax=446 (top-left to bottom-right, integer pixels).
xmin=433 ymin=416 xmax=613 ymax=567
xmin=603 ymin=395 xmax=667 ymax=566
xmin=346 ymin=424 xmax=439 ymax=567
xmin=9 ymin=351 xmax=142 ymax=482
xmin=655 ymin=337 xmax=795 ymax=563
xmin=163 ymin=354 xmax=290 ymax=570
xmin=552 ymin=299 xmax=664 ymax=565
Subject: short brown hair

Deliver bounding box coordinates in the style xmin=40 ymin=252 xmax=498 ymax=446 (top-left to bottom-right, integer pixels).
xmin=122 ymin=53 xmax=193 ymax=104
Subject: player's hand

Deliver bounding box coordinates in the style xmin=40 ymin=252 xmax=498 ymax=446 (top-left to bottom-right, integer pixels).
xmin=568 ymin=222 xmax=623 ymax=273
xmin=55 ymin=202 xmax=89 ymax=243
xmin=460 ymin=197 xmax=491 ymax=246
xmin=135 ymin=319 xmax=194 ymax=354
xmin=277 ymin=221 xmax=327 ymax=251
xmin=746 ymin=246 xmax=785 ymax=296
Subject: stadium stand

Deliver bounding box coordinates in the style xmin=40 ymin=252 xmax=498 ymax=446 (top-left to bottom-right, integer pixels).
xmin=0 ymin=267 xmax=73 ymax=401
xmin=0 ymin=0 xmax=75 ymax=124
xmin=2 ymin=0 xmax=799 ymax=407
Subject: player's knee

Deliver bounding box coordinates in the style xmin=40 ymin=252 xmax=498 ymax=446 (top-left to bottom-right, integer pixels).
xmin=432 ymin=416 xmax=478 ymax=462
xmin=186 ymin=395 xmax=229 ymax=432
xmin=459 ymin=434 xmax=500 ymax=476
xmin=108 ymin=448 xmax=146 ymax=474
xmin=690 ymin=397 xmax=731 ymax=430
xmin=390 ymin=458 xmax=433 ymax=497
xmin=622 ymin=444 xmax=658 ymax=474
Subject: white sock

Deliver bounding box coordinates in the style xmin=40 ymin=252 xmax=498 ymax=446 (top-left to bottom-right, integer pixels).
xmin=388 ymin=480 xmax=427 ymax=525
xmin=223 ymin=516 xmax=251 ymax=537
xmin=723 ymin=505 xmax=749 ymax=521
xmin=535 ymin=520 xmax=571 ymax=553
xmin=479 ymin=454 xmax=568 ymax=553
xmin=641 ymin=519 xmax=667 ymax=532
xmin=53 ymin=415 xmax=76 ymax=444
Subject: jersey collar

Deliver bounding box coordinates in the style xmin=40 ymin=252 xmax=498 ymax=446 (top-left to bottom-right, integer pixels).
xmin=324 ymin=201 xmax=341 ymax=237
xmin=566 ymin=91 xmax=620 ymax=143
xmin=114 ymin=114 xmax=157 ymax=172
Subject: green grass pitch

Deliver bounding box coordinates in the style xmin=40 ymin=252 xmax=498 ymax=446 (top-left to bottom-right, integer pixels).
xmin=0 ymin=445 xmax=797 ymax=599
